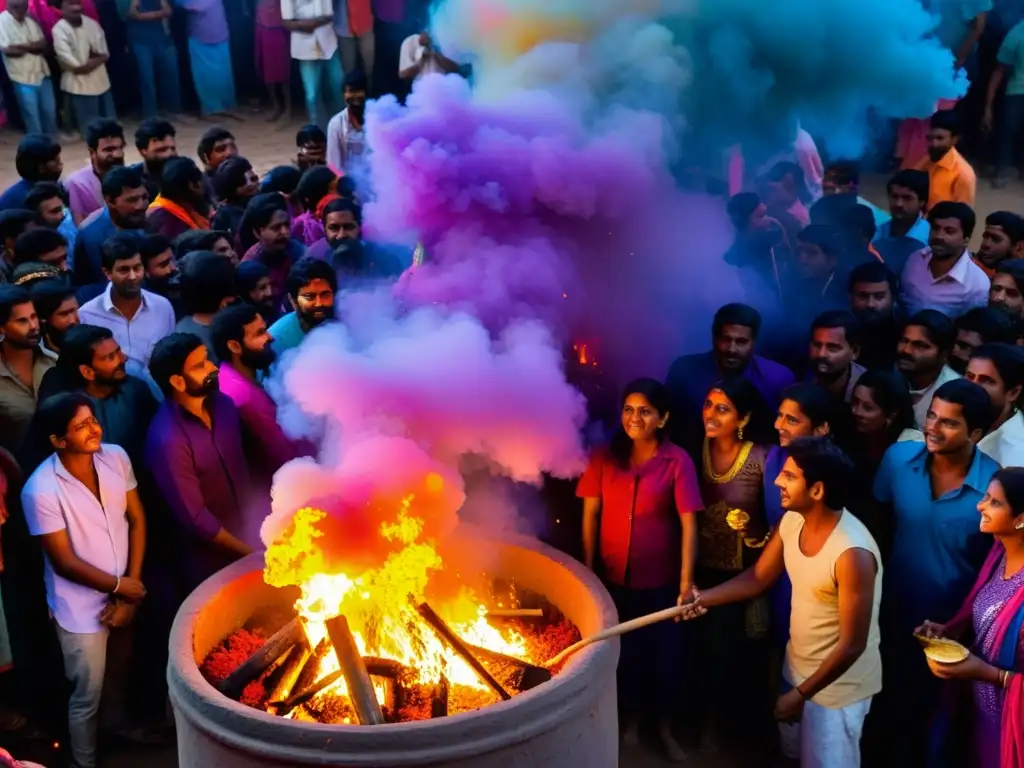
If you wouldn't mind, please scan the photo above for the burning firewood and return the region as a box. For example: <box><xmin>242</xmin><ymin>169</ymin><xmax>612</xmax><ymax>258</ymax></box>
<box><xmin>464</xmin><ymin>642</ymin><xmax>552</xmax><ymax>692</ymax></box>
<box><xmin>266</xmin><ymin>642</ymin><xmax>312</xmax><ymax>715</ymax></box>
<box><xmin>325</xmin><ymin>615</ymin><xmax>385</xmax><ymax>725</ymax></box>
<box><xmin>217</xmin><ymin>617</ymin><xmax>306</xmax><ymax>700</ymax></box>
<box><xmin>430</xmin><ymin>673</ymin><xmax>449</xmax><ymax>718</ymax></box>
<box><xmin>416</xmin><ymin>602</ymin><xmax>511</xmax><ymax>701</ymax></box>
<box><xmin>485</xmin><ymin>608</ymin><xmax>544</xmax><ymax>619</ymax></box>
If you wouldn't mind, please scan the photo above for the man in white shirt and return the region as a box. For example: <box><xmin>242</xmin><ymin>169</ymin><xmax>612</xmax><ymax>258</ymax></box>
<box><xmin>21</xmin><ymin>392</ymin><xmax>147</xmax><ymax>768</ymax></box>
<box><xmin>78</xmin><ymin>232</ymin><xmax>175</xmax><ymax>393</ymax></box>
<box><xmin>966</xmin><ymin>343</ymin><xmax>1024</xmax><ymax>467</ymax></box>
<box><xmin>282</xmin><ymin>0</ymin><xmax>341</xmax><ymax>127</ymax></box>
<box><xmin>0</xmin><ymin>0</ymin><xmax>56</xmax><ymax>135</ymax></box>
<box><xmin>900</xmin><ymin>201</ymin><xmax>990</xmax><ymax>318</ymax></box>
<box><xmin>52</xmin><ymin>0</ymin><xmax>114</xmax><ymax>132</ymax></box>
<box><xmin>398</xmin><ymin>30</ymin><xmax>459</xmax><ymax>82</ymax></box>
<box><xmin>897</xmin><ymin>309</ymin><xmax>962</xmax><ymax>429</ymax></box>
<box><xmin>326</xmin><ymin>69</ymin><xmax>366</xmax><ymax>172</ymax></box>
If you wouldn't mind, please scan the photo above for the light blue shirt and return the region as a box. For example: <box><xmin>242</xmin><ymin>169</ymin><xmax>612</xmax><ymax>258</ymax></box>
<box><xmin>58</xmin><ymin>208</ymin><xmax>77</xmax><ymax>265</ymax></box>
<box><xmin>873</xmin><ymin>215</ymin><xmax>931</xmax><ymax>246</ymax></box>
<box><xmin>269</xmin><ymin>311</ymin><xmax>306</xmax><ymax>357</ymax></box>
<box><xmin>873</xmin><ymin>441</ymin><xmax>996</xmax><ymax>632</ymax></box>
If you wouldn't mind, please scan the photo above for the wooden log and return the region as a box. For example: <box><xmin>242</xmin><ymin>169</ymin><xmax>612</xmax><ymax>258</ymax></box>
<box><xmin>266</xmin><ymin>641</ymin><xmax>311</xmax><ymax>715</ymax></box>
<box><xmin>293</xmin><ymin>637</ymin><xmax>330</xmax><ymax>694</ymax></box>
<box><xmin>464</xmin><ymin>642</ymin><xmax>551</xmax><ymax>691</ymax></box>
<box><xmin>275</xmin><ymin>670</ymin><xmax>343</xmax><ymax>711</ymax></box>
<box><xmin>416</xmin><ymin>603</ymin><xmax>511</xmax><ymax>701</ymax></box>
<box><xmin>485</xmin><ymin>608</ymin><xmax>544</xmax><ymax>619</ymax></box>
<box><xmin>218</xmin><ymin>617</ymin><xmax>305</xmax><ymax>700</ymax></box>
<box><xmin>430</xmin><ymin>673</ymin><xmax>449</xmax><ymax>718</ymax></box>
<box><xmin>325</xmin><ymin>615</ymin><xmax>385</xmax><ymax>725</ymax></box>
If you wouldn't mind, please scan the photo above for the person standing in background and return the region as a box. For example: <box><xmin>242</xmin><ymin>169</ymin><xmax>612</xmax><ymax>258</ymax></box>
<box><xmin>0</xmin><ymin>285</ymin><xmax>55</xmax><ymax>456</ymax></box>
<box><xmin>911</xmin><ymin>111</ymin><xmax>977</xmax><ymax>209</ymax></box>
<box><xmin>334</xmin><ymin>0</ymin><xmax>374</xmax><ymax>93</ymax></box>
<box><xmin>51</xmin><ymin>0</ymin><xmax>114</xmax><ymax>131</ymax></box>
<box><xmin>283</xmin><ymin>0</ymin><xmax>342</xmax><ymax>128</ymax></box>
<box><xmin>326</xmin><ymin>70</ymin><xmax>367</xmax><ymax>172</ymax></box>
<box><xmin>116</xmin><ymin>0</ymin><xmax>181</xmax><ymax>121</ymax></box>
<box><xmin>177</xmin><ymin>0</ymin><xmax>239</xmax><ymax>120</ymax></box>
<box><xmin>398</xmin><ymin>29</ymin><xmax>458</xmax><ymax>82</ymax></box>
<box><xmin>64</xmin><ymin>118</ymin><xmax>124</xmax><ymax>226</ymax></box>
<box><xmin>253</xmin><ymin>0</ymin><xmax>291</xmax><ymax>123</ymax></box>
<box><xmin>0</xmin><ymin>0</ymin><xmax>54</xmax><ymax>135</ymax></box>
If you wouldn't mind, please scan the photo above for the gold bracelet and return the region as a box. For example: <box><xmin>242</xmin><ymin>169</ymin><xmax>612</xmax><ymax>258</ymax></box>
<box><xmin>744</xmin><ymin>533</ymin><xmax>770</xmax><ymax>549</ymax></box>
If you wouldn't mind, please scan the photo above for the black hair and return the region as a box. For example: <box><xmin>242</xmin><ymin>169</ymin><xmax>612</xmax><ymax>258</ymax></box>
<box><xmin>35</xmin><ymin>392</ymin><xmax>95</xmax><ymax>442</ymax></box>
<box><xmin>779</xmin><ymin>383</ymin><xmax>836</xmax><ymax>429</ymax></box>
<box><xmin>933</xmin><ymin>378</ymin><xmax>996</xmax><ymax>435</ymax></box>
<box><xmin>726</xmin><ymin>192</ymin><xmax>762</xmax><ymax>227</ymax></box>
<box><xmin>24</xmin><ymin>181</ymin><xmax>67</xmax><ymax>214</ymax></box>
<box><xmin>13</xmin><ymin>228</ymin><xmax>66</xmax><ymax>266</ymax></box>
<box><xmin>236</xmin><ymin>261</ymin><xmax>270</xmax><ymax>295</ymax></box>
<box><xmin>712</xmin><ymin>302</ymin><xmax>761</xmax><ymax>338</ymax></box>
<box><xmin>824</xmin><ymin>162</ymin><xmax>859</xmax><ymax>188</ymax></box>
<box><xmin>797</xmin><ymin>224</ymin><xmax>844</xmax><ymax>258</ymax></box>
<box><xmin>294</xmin><ymin>165</ymin><xmax>338</xmax><ymax>212</ymax></box>
<box><xmin>148</xmin><ymin>332</ymin><xmax>206</xmax><ymax>395</ymax></box>
<box><xmin>321</xmin><ymin>196</ymin><xmax>362</xmax><ymax>225</ymax></box>
<box><xmin>15</xmin><ymin>134</ymin><xmax>60</xmax><ymax>181</ymax></box>
<box><xmin>180</xmin><ymin>251</ymin><xmax>237</xmax><ymax>314</ymax></box>
<box><xmin>0</xmin><ymin>210</ymin><xmax>37</xmax><ymax>244</ymax></box>
<box><xmin>295</xmin><ymin>124</ymin><xmax>326</xmax><ymax>147</ymax></box>
<box><xmin>985</xmin><ymin>211</ymin><xmax>1024</xmax><ymax>245</ymax></box>
<box><xmin>810</xmin><ymin>309</ymin><xmax>862</xmax><ymax>348</ymax></box>
<box><xmin>134</xmin><ymin>118</ymin><xmax>176</xmax><ymax>151</ymax></box>
<box><xmin>991</xmin><ymin>467</ymin><xmax>1024</xmax><ymax>519</ymax></box>
<box><xmin>210</xmin><ymin>302</ymin><xmax>260</xmax><ymax>363</ymax></box>
<box><xmin>101</xmin><ymin>164</ymin><xmax>145</xmax><ymax>200</ymax></box>
<box><xmin>840</xmin><ymin>204</ymin><xmax>877</xmax><ymax>242</ymax></box>
<box><xmin>212</xmin><ymin>156</ymin><xmax>253</xmax><ymax>203</ymax></box>
<box><xmin>848</xmin><ymin>260</ymin><xmax>898</xmax><ymax>295</ymax></box>
<box><xmin>995</xmin><ymin>259</ymin><xmax>1024</xmax><ymax>294</ymax></box>
<box><xmin>173</xmin><ymin>229</ymin><xmax>228</xmax><ymax>259</ymax></box>
<box><xmin>955</xmin><ymin>307</ymin><xmax>1014</xmax><ymax>345</ymax></box>
<box><xmin>706</xmin><ymin>376</ymin><xmax>774</xmax><ymax>444</ymax></box>
<box><xmin>29</xmin><ymin>279</ymin><xmax>76</xmax><ymax>322</ymax></box>
<box><xmin>286</xmin><ymin>256</ymin><xmax>337</xmax><ymax>300</ymax></box>
<box><xmin>969</xmin><ymin>342</ymin><xmax>1024</xmax><ymax>392</ymax></box>
<box><xmin>159</xmin><ymin>156</ymin><xmax>203</xmax><ymax>202</ymax></box>
<box><xmin>44</xmin><ymin>324</ymin><xmax>115</xmax><ymax>394</ymax></box>
<box><xmin>84</xmin><ymin>118</ymin><xmax>124</xmax><ymax>151</ymax></box>
<box><xmin>930</xmin><ymin>109</ymin><xmax>960</xmax><ymax>136</ymax></box>
<box><xmin>765</xmin><ymin>161</ymin><xmax>810</xmax><ymax>203</ymax></box>
<box><xmin>100</xmin><ymin>231</ymin><xmax>142</xmax><ymax>272</ymax></box>
<box><xmin>197</xmin><ymin>127</ymin><xmax>234</xmax><ymax>164</ymax></box>
<box><xmin>852</xmin><ymin>369</ymin><xmax>915</xmax><ymax>439</ymax></box>
<box><xmin>0</xmin><ymin>284</ymin><xmax>32</xmax><ymax>325</ymax></box>
<box><xmin>786</xmin><ymin>436</ymin><xmax>856</xmax><ymax>509</ymax></box>
<box><xmin>139</xmin><ymin>233</ymin><xmax>172</xmax><ymax>266</ymax></box>
<box><xmin>260</xmin><ymin>165</ymin><xmax>302</xmax><ymax>196</ymax></box>
<box><xmin>608</xmin><ymin>377</ymin><xmax>671</xmax><ymax>469</ymax></box>
<box><xmin>246</xmin><ymin>193</ymin><xmax>289</xmax><ymax>235</ymax></box>
<box><xmin>928</xmin><ymin>201</ymin><xmax>976</xmax><ymax>238</ymax></box>
<box><xmin>904</xmin><ymin>309</ymin><xmax>955</xmax><ymax>353</ymax></box>
<box><xmin>344</xmin><ymin>69</ymin><xmax>367</xmax><ymax>91</ymax></box>
<box><xmin>886</xmin><ymin>169</ymin><xmax>929</xmax><ymax>203</ymax></box>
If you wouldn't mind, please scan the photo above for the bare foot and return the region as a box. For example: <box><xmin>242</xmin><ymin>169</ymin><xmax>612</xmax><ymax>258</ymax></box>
<box><xmin>658</xmin><ymin>719</ymin><xmax>687</xmax><ymax>763</ymax></box>
<box><xmin>621</xmin><ymin>716</ymin><xmax>640</xmax><ymax>746</ymax></box>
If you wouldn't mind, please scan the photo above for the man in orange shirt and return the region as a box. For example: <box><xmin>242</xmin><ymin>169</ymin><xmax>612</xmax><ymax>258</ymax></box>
<box><xmin>912</xmin><ymin>110</ymin><xmax>977</xmax><ymax>210</ymax></box>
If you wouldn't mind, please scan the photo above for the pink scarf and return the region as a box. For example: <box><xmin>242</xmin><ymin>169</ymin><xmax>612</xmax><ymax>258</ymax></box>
<box><xmin>946</xmin><ymin>542</ymin><xmax>1024</xmax><ymax>768</ymax></box>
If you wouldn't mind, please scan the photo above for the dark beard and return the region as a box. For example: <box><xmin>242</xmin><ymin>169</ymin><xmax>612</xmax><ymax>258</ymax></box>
<box><xmin>240</xmin><ymin>345</ymin><xmax>276</xmax><ymax>372</ymax></box>
<box><xmin>184</xmin><ymin>372</ymin><xmax>219</xmax><ymax>397</ymax></box>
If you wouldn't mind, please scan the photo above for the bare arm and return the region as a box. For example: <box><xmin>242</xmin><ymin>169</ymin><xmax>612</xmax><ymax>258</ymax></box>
<box><xmin>699</xmin><ymin>529</ymin><xmax>785</xmax><ymax>606</ymax></box>
<box><xmin>680</xmin><ymin>511</ymin><xmax>696</xmax><ymax>592</ymax></box>
<box><xmin>983</xmin><ymin>65</ymin><xmax>1006</xmax><ymax>132</ymax></box>
<box><xmin>581</xmin><ymin>497</ymin><xmax>601</xmax><ymax>570</ymax></box>
<box><xmin>123</xmin><ymin>488</ymin><xmax>147</xmax><ymax>581</ymax></box>
<box><xmin>955</xmin><ymin>12</ymin><xmax>987</xmax><ymax>70</ymax></box>
<box><xmin>211</xmin><ymin>526</ymin><xmax>253</xmax><ymax>557</ymax></box>
<box><xmin>282</xmin><ymin>16</ymin><xmax>330</xmax><ymax>32</ymax></box>
<box><xmin>41</xmin><ymin>529</ymin><xmax>121</xmax><ymax>594</ymax></box>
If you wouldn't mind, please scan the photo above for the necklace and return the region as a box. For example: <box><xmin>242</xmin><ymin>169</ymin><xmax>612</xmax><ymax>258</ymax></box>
<box><xmin>702</xmin><ymin>438</ymin><xmax>752</xmax><ymax>484</ymax></box>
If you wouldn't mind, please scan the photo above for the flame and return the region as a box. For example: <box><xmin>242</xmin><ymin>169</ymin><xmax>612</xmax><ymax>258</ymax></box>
<box><xmin>264</xmin><ymin>491</ymin><xmax>529</xmax><ymax>701</ymax></box>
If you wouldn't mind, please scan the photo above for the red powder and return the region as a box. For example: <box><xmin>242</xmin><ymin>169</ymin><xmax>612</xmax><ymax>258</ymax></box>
<box><xmin>199</xmin><ymin>629</ymin><xmax>266</xmax><ymax>687</ymax></box>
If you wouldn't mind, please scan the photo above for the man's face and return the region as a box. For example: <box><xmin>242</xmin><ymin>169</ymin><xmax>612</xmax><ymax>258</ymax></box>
<box><xmin>145</xmin><ymin>248</ymin><xmax>176</xmax><ymax>282</ymax></box>
<box><xmin>990</xmin><ymin>274</ymin><xmax>1024</xmax><ymax>318</ymax></box>
<box><xmin>61</xmin><ymin>0</ymin><xmax>83</xmax><ymax>23</ymax></box>
<box><xmin>929</xmin><ymin>216</ymin><xmax>968</xmax><ymax>261</ymax></box>
<box><xmin>1</xmin><ymin>300</ymin><xmax>39</xmax><ymax>348</ymax></box>
<box><xmin>258</xmin><ymin>210</ymin><xmax>292</xmax><ymax>253</ymax></box>
<box><xmin>47</xmin><ymin>296</ymin><xmax>79</xmax><ymax>344</ymax></box>
<box><xmin>950</xmin><ymin>329</ymin><xmax>985</xmax><ymax>375</ymax></box>
<box><xmin>298</xmin><ymin>141</ymin><xmax>326</xmax><ymax>170</ymax></box>
<box><xmin>238</xmin><ymin>315</ymin><xmax>277</xmax><ymax>371</ymax></box>
<box><xmin>344</xmin><ymin>87</ymin><xmax>366</xmax><ymax>114</ymax></box>
<box><xmin>211</xmin><ymin>236</ymin><xmax>238</xmax><ymax>266</ymax></box>
<box><xmin>924</xmin><ymin>396</ymin><xmax>976</xmax><ymax>454</ymax></box>
<box><xmin>141</xmin><ymin>136</ymin><xmax>177</xmax><ymax>167</ymax></box>
<box><xmin>38</xmin><ymin>152</ymin><xmax>63</xmax><ymax>182</ymax></box>
<box><xmin>774</xmin><ymin>456</ymin><xmax>814</xmax><ymax>512</ymax></box>
<box><xmin>104</xmin><ymin>254</ymin><xmax>145</xmax><ymax>300</ymax></box>
<box><xmin>887</xmin><ymin>184</ymin><xmax>924</xmax><ymax>222</ymax></box>
<box><xmin>295</xmin><ymin>278</ymin><xmax>335</xmax><ymax>327</ymax></box>
<box><xmin>8</xmin><ymin>0</ymin><xmax>27</xmax><ymax>21</ymax></box>
<box><xmin>248</xmin><ymin>276</ymin><xmax>274</xmax><ymax>311</ymax></box>
<box><xmin>897</xmin><ymin>324</ymin><xmax>944</xmax><ymax>377</ymax></box>
<box><xmin>84</xmin><ymin>337</ymin><xmax>127</xmax><ymax>386</ymax></box>
<box><xmin>91</xmin><ymin>137</ymin><xmax>125</xmax><ymax>174</ymax></box>
<box><xmin>58</xmin><ymin>405</ymin><xmax>103</xmax><ymax>455</ymax></box>
<box><xmin>809</xmin><ymin>326</ymin><xmax>857</xmax><ymax>382</ymax></box>
<box><xmin>712</xmin><ymin>323</ymin><xmax>754</xmax><ymax>372</ymax></box>
<box><xmin>926</xmin><ymin>127</ymin><xmax>955</xmax><ymax>163</ymax></box>
<box><xmin>850</xmin><ymin>280</ymin><xmax>894</xmax><ymax>322</ymax></box>
<box><xmin>765</xmin><ymin>173</ymin><xmax>797</xmax><ymax>208</ymax></box>
<box><xmin>205</xmin><ymin>137</ymin><xmax>237</xmax><ymax>170</ymax></box>
<box><xmin>37</xmin><ymin>195</ymin><xmax>65</xmax><ymax>228</ymax></box>
<box><xmin>38</xmin><ymin>244</ymin><xmax>68</xmax><ymax>273</ymax></box>
<box><xmin>175</xmin><ymin>345</ymin><xmax>219</xmax><ymax>397</ymax></box>
<box><xmin>978</xmin><ymin>225</ymin><xmax>1017</xmax><ymax>270</ymax></box>
<box><xmin>324</xmin><ymin>210</ymin><xmax>361</xmax><ymax>245</ymax></box>
<box><xmin>965</xmin><ymin>356</ymin><xmax>1019</xmax><ymax>416</ymax></box>
<box><xmin>109</xmin><ymin>185</ymin><xmax>149</xmax><ymax>229</ymax></box>
<box><xmin>796</xmin><ymin>241</ymin><xmax>835</xmax><ymax>280</ymax></box>
<box><xmin>822</xmin><ymin>172</ymin><xmax>853</xmax><ymax>196</ymax></box>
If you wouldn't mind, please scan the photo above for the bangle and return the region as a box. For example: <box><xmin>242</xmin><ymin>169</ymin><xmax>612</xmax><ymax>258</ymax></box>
<box><xmin>112</xmin><ymin>576</ymin><xmax>121</xmax><ymax>595</ymax></box>
<box><xmin>744</xmin><ymin>533</ymin><xmax>770</xmax><ymax>549</ymax></box>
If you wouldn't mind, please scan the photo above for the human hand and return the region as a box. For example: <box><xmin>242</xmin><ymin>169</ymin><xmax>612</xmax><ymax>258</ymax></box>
<box><xmin>926</xmin><ymin>652</ymin><xmax>990</xmax><ymax>682</ymax></box>
<box><xmin>99</xmin><ymin>600</ymin><xmax>137</xmax><ymax>628</ymax></box>
<box><xmin>981</xmin><ymin>109</ymin><xmax>994</xmax><ymax>135</ymax></box>
<box><xmin>676</xmin><ymin>586</ymin><xmax>706</xmax><ymax>621</ymax></box>
<box><xmin>914</xmin><ymin>620</ymin><xmax>946</xmax><ymax>639</ymax></box>
<box><xmin>773</xmin><ymin>688</ymin><xmax>805</xmax><ymax>723</ymax></box>
<box><xmin>113</xmin><ymin>576</ymin><xmax>146</xmax><ymax>603</ymax></box>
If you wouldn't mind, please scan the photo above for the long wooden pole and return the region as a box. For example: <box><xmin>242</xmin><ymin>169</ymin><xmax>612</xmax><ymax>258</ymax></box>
<box><xmin>543</xmin><ymin>603</ymin><xmax>689</xmax><ymax>669</ymax></box>
<box><xmin>325</xmin><ymin>615</ymin><xmax>385</xmax><ymax>725</ymax></box>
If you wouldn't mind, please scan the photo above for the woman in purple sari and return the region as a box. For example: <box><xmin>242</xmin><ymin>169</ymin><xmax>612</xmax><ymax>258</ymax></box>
<box><xmin>918</xmin><ymin>467</ymin><xmax>1024</xmax><ymax>768</ymax></box>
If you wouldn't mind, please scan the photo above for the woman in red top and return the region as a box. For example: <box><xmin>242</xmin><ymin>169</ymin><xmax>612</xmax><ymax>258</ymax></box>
<box><xmin>577</xmin><ymin>377</ymin><xmax>701</xmax><ymax>762</ymax></box>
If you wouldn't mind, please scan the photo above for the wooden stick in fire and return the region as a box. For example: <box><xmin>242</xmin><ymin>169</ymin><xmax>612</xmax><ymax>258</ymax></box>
<box><xmin>417</xmin><ymin>602</ymin><xmax>511</xmax><ymax>701</ymax></box>
<box><xmin>325</xmin><ymin>615</ymin><xmax>385</xmax><ymax>725</ymax></box>
<box><xmin>485</xmin><ymin>608</ymin><xmax>544</xmax><ymax>619</ymax></box>
<box><xmin>218</xmin><ymin>617</ymin><xmax>306</xmax><ymax>700</ymax></box>
<box><xmin>266</xmin><ymin>641</ymin><xmax>312</xmax><ymax>715</ymax></box>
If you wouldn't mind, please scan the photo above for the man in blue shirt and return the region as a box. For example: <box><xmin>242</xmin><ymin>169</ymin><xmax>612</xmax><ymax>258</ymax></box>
<box><xmin>873</xmin><ymin>169</ymin><xmax>931</xmax><ymax>275</ymax></box>
<box><xmin>869</xmin><ymin>378</ymin><xmax>998</xmax><ymax>765</ymax></box>
<box><xmin>116</xmin><ymin>0</ymin><xmax>181</xmax><ymax>120</ymax></box>
<box><xmin>0</xmin><ymin>133</ymin><xmax>63</xmax><ymax>210</ymax></box>
<box><xmin>73</xmin><ymin>165</ymin><xmax>148</xmax><ymax>290</ymax></box>
<box><xmin>268</xmin><ymin>256</ymin><xmax>336</xmax><ymax>358</ymax></box>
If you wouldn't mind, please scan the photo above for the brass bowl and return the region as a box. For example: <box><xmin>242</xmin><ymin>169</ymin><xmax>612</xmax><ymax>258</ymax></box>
<box><xmin>914</xmin><ymin>634</ymin><xmax>969</xmax><ymax>664</ymax></box>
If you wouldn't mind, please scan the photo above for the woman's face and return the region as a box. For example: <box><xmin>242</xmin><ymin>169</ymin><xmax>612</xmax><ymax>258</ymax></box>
<box><xmin>775</xmin><ymin>398</ymin><xmax>821</xmax><ymax>447</ymax></box>
<box><xmin>237</xmin><ymin>169</ymin><xmax>260</xmax><ymax>200</ymax></box>
<box><xmin>703</xmin><ymin>388</ymin><xmax>746</xmax><ymax>441</ymax></box>
<box><xmin>621</xmin><ymin>393</ymin><xmax>666</xmax><ymax>442</ymax></box>
<box><xmin>850</xmin><ymin>385</ymin><xmax>890</xmax><ymax>436</ymax></box>
<box><xmin>978</xmin><ymin>479</ymin><xmax>1022</xmax><ymax>535</ymax></box>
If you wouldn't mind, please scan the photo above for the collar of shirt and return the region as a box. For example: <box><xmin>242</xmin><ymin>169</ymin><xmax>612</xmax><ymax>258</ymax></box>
<box><xmin>935</xmin><ymin>147</ymin><xmax>962</xmax><ymax>172</ymax></box>
<box><xmin>920</xmin><ymin>247</ymin><xmax>973</xmax><ymax>285</ymax></box>
<box><xmin>101</xmin><ymin>282</ymin><xmax>151</xmax><ymax>316</ymax></box>
<box><xmin>0</xmin><ymin>344</ymin><xmax>54</xmax><ymax>386</ymax></box>
<box><xmin>903</xmin><ymin>441</ymin><xmax>991</xmax><ymax>496</ymax></box>
<box><xmin>979</xmin><ymin>411</ymin><xmax>1024</xmax><ymax>466</ymax></box>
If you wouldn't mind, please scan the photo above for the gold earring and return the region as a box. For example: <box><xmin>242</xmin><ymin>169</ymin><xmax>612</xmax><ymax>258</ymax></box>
<box><xmin>1016</xmin><ymin>521</ymin><xmax>1024</xmax><ymax>531</ymax></box>
<box><xmin>738</xmin><ymin>425</ymin><xmax>744</xmax><ymax>441</ymax></box>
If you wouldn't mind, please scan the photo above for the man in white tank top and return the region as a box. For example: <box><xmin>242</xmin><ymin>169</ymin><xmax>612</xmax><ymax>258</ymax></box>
<box><xmin>683</xmin><ymin>436</ymin><xmax>882</xmax><ymax>767</ymax></box>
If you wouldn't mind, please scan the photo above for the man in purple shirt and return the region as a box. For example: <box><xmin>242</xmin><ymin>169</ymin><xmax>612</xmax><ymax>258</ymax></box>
<box><xmin>63</xmin><ymin>118</ymin><xmax>124</xmax><ymax>225</ymax></box>
<box><xmin>144</xmin><ymin>332</ymin><xmax>255</xmax><ymax>591</ymax></box>
<box><xmin>176</xmin><ymin>0</ymin><xmax>237</xmax><ymax>119</ymax></box>
<box><xmin>665</xmin><ymin>302</ymin><xmax>796</xmax><ymax>458</ymax></box>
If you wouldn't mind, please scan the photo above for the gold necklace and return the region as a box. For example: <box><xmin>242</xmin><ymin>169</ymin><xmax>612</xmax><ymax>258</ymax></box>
<box><xmin>702</xmin><ymin>438</ymin><xmax>752</xmax><ymax>484</ymax></box>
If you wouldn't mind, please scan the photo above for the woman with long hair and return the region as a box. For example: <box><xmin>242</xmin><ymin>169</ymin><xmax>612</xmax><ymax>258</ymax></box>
<box><xmin>210</xmin><ymin>157</ymin><xmax>260</xmax><ymax>239</ymax></box>
<box><xmin>849</xmin><ymin>370</ymin><xmax>920</xmax><ymax>480</ymax></box>
<box><xmin>577</xmin><ymin>377</ymin><xmax>701</xmax><ymax>761</ymax></box>
<box><xmin>919</xmin><ymin>467</ymin><xmax>1024</xmax><ymax>768</ymax></box>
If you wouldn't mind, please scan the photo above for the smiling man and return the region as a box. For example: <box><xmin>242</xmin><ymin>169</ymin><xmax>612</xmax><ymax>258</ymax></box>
<box><xmin>268</xmin><ymin>256</ymin><xmax>336</xmax><ymax>356</ymax></box>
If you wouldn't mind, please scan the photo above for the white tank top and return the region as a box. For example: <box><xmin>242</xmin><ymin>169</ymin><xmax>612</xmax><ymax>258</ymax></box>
<box><xmin>780</xmin><ymin>508</ymin><xmax>883</xmax><ymax>709</ymax></box>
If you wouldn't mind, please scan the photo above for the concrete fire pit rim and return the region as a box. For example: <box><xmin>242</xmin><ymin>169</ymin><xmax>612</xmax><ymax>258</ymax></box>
<box><xmin>168</xmin><ymin>529</ymin><xmax>620</xmax><ymax>765</ymax></box>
